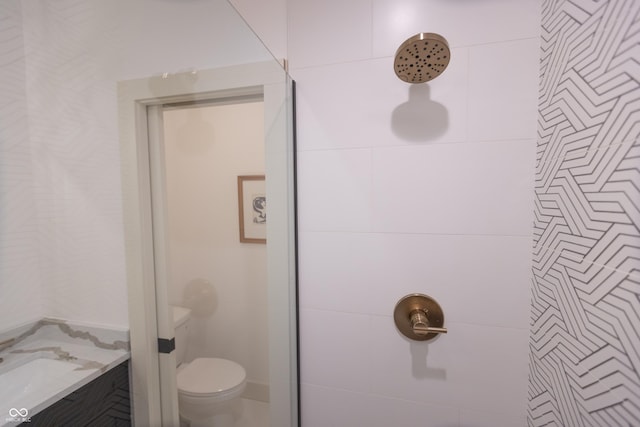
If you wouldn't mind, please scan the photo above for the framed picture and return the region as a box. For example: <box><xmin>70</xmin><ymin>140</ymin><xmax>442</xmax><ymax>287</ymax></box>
<box><xmin>237</xmin><ymin>175</ymin><xmax>267</xmax><ymax>243</ymax></box>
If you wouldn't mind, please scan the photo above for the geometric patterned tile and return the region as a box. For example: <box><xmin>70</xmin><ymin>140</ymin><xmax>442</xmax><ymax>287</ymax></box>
<box><xmin>529</xmin><ymin>0</ymin><xmax>640</xmax><ymax>425</ymax></box>
<box><xmin>0</xmin><ymin>0</ymin><xmax>44</xmax><ymax>326</ymax></box>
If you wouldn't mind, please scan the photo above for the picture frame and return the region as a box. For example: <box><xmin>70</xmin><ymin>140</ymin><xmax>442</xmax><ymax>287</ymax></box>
<box><xmin>237</xmin><ymin>175</ymin><xmax>267</xmax><ymax>244</ymax></box>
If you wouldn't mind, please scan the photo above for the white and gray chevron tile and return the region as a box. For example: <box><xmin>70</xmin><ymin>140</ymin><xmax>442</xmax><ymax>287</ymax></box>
<box><xmin>529</xmin><ymin>0</ymin><xmax>640</xmax><ymax>425</ymax></box>
<box><xmin>20</xmin><ymin>0</ymin><xmax>127</xmax><ymax>322</ymax></box>
<box><xmin>0</xmin><ymin>0</ymin><xmax>43</xmax><ymax>327</ymax></box>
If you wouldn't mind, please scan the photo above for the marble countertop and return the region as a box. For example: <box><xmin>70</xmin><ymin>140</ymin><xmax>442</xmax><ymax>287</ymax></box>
<box><xmin>0</xmin><ymin>319</ymin><xmax>130</xmax><ymax>425</ymax></box>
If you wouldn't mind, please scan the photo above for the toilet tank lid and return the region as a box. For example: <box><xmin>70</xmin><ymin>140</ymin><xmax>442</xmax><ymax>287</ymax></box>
<box><xmin>172</xmin><ymin>305</ymin><xmax>191</xmax><ymax>327</ymax></box>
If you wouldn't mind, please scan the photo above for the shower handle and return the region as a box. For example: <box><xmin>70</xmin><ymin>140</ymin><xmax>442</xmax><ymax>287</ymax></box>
<box><xmin>394</xmin><ymin>294</ymin><xmax>447</xmax><ymax>341</ymax></box>
<box><xmin>409</xmin><ymin>309</ymin><xmax>447</xmax><ymax>336</ymax></box>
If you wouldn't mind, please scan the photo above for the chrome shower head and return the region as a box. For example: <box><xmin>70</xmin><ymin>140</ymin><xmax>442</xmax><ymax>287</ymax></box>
<box><xmin>394</xmin><ymin>33</ymin><xmax>450</xmax><ymax>84</ymax></box>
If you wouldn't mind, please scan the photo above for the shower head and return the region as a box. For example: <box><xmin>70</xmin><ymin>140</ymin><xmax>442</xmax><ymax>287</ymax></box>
<box><xmin>394</xmin><ymin>33</ymin><xmax>450</xmax><ymax>84</ymax></box>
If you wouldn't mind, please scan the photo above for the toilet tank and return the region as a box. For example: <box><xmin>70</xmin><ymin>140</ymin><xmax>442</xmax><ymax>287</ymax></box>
<box><xmin>171</xmin><ymin>305</ymin><xmax>191</xmax><ymax>366</ymax></box>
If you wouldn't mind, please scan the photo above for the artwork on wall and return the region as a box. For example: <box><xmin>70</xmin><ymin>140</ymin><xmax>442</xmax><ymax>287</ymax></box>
<box><xmin>237</xmin><ymin>175</ymin><xmax>266</xmax><ymax>244</ymax></box>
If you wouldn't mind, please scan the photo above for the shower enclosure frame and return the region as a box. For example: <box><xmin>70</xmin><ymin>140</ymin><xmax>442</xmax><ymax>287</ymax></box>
<box><xmin>117</xmin><ymin>62</ymin><xmax>298</xmax><ymax>426</ymax></box>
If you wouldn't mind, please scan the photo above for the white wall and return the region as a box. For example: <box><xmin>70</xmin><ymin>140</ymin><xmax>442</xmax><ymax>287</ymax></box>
<box><xmin>21</xmin><ymin>0</ymin><xmax>128</xmax><ymax>328</ymax></box>
<box><xmin>0</xmin><ymin>1</ymin><xmax>44</xmax><ymax>328</ymax></box>
<box><xmin>163</xmin><ymin>102</ymin><xmax>270</xmax><ymax>391</ymax></box>
<box><xmin>287</xmin><ymin>0</ymin><xmax>540</xmax><ymax>425</ymax></box>
<box><xmin>228</xmin><ymin>0</ymin><xmax>287</xmax><ymax>62</ymax></box>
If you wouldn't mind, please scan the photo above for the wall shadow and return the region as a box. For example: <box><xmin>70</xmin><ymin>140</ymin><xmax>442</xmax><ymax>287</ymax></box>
<box><xmin>409</xmin><ymin>340</ymin><xmax>447</xmax><ymax>380</ymax></box>
<box><xmin>391</xmin><ymin>84</ymin><xmax>449</xmax><ymax>143</ymax></box>
<box><xmin>183</xmin><ymin>278</ymin><xmax>218</xmax><ymax>318</ymax></box>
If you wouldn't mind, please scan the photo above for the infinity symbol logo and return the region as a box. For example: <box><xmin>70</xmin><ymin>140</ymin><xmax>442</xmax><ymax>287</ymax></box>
<box><xmin>9</xmin><ymin>408</ymin><xmax>28</xmax><ymax>417</ymax></box>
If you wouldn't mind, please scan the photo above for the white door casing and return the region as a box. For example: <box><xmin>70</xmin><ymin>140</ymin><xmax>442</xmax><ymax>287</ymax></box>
<box><xmin>118</xmin><ymin>62</ymin><xmax>297</xmax><ymax>426</ymax></box>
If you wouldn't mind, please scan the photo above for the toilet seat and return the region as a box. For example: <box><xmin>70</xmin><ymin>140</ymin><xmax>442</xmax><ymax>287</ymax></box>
<box><xmin>177</xmin><ymin>358</ymin><xmax>246</xmax><ymax>398</ymax></box>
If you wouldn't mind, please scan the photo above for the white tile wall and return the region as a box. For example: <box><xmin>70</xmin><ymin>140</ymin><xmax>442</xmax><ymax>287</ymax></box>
<box><xmin>367</xmin><ymin>316</ymin><xmax>528</xmax><ymax>417</ymax></box>
<box><xmin>302</xmin><ymin>383</ymin><xmax>459</xmax><ymax>427</ymax></box>
<box><xmin>289</xmin><ymin>0</ymin><xmax>540</xmax><ymax>424</ymax></box>
<box><xmin>228</xmin><ymin>0</ymin><xmax>287</xmax><ymax>61</ymax></box>
<box><xmin>287</xmin><ymin>0</ymin><xmax>372</xmax><ymax>68</ymax></box>
<box><xmin>372</xmin><ymin>142</ymin><xmax>535</xmax><ymax>236</ymax></box>
<box><xmin>468</xmin><ymin>39</ymin><xmax>540</xmax><ymax>142</ymax></box>
<box><xmin>299</xmin><ymin>232</ymin><xmax>532</xmax><ymax>329</ymax></box>
<box><xmin>300</xmin><ymin>309</ymin><xmax>529</xmax><ymax>424</ymax></box>
<box><xmin>300</xmin><ymin>309</ymin><xmax>373</xmax><ymax>393</ymax></box>
<box><xmin>529</xmin><ymin>0</ymin><xmax>640</xmax><ymax>423</ymax></box>
<box><xmin>371</xmin><ymin>0</ymin><xmax>541</xmax><ymax>56</ymax></box>
<box><xmin>117</xmin><ymin>0</ymin><xmax>273</xmax><ymax>80</ymax></box>
<box><xmin>21</xmin><ymin>0</ymin><xmax>129</xmax><ymax>327</ymax></box>
<box><xmin>296</xmin><ymin>149</ymin><xmax>373</xmax><ymax>232</ymax></box>
<box><xmin>460</xmin><ymin>409</ymin><xmax>526</xmax><ymax>427</ymax></box>
<box><xmin>0</xmin><ymin>0</ymin><xmax>44</xmax><ymax>329</ymax></box>
<box><xmin>293</xmin><ymin>51</ymin><xmax>469</xmax><ymax>150</ymax></box>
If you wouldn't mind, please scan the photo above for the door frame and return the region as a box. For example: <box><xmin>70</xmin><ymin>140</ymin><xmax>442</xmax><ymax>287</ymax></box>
<box><xmin>117</xmin><ymin>61</ymin><xmax>298</xmax><ymax>426</ymax></box>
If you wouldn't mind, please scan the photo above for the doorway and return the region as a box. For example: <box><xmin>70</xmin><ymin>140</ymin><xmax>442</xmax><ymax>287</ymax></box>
<box><xmin>159</xmin><ymin>98</ymin><xmax>270</xmax><ymax>425</ymax></box>
<box><xmin>117</xmin><ymin>63</ymin><xmax>298</xmax><ymax>427</ymax></box>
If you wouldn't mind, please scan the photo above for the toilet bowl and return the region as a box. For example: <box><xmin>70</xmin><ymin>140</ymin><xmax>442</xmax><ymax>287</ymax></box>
<box><xmin>173</xmin><ymin>306</ymin><xmax>247</xmax><ymax>427</ymax></box>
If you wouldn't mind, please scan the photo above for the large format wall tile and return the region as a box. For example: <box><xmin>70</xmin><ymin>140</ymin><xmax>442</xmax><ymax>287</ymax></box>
<box><xmin>300</xmin><ymin>309</ymin><xmax>529</xmax><ymax>422</ymax></box>
<box><xmin>367</xmin><ymin>315</ymin><xmax>528</xmax><ymax>418</ymax></box>
<box><xmin>529</xmin><ymin>0</ymin><xmax>640</xmax><ymax>425</ymax></box>
<box><xmin>290</xmin><ymin>0</ymin><xmax>540</xmax><ymax>422</ymax></box>
<box><xmin>287</xmin><ymin>0</ymin><xmax>372</xmax><ymax>68</ymax></box>
<box><xmin>372</xmin><ymin>0</ymin><xmax>541</xmax><ymax>57</ymax></box>
<box><xmin>372</xmin><ymin>141</ymin><xmax>535</xmax><ymax>236</ymax></box>
<box><xmin>292</xmin><ymin>53</ymin><xmax>469</xmax><ymax>150</ymax></box>
<box><xmin>468</xmin><ymin>39</ymin><xmax>540</xmax><ymax>142</ymax></box>
<box><xmin>301</xmin><ymin>383</ymin><xmax>459</xmax><ymax>427</ymax></box>
<box><xmin>298</xmin><ymin>231</ymin><xmax>532</xmax><ymax>329</ymax></box>
<box><xmin>296</xmin><ymin>149</ymin><xmax>373</xmax><ymax>232</ymax></box>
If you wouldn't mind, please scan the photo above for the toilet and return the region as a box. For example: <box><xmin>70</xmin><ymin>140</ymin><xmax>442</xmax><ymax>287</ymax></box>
<box><xmin>172</xmin><ymin>305</ymin><xmax>247</xmax><ymax>427</ymax></box>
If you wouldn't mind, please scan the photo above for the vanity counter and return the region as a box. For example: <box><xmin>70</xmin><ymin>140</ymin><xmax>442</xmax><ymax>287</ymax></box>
<box><xmin>0</xmin><ymin>319</ymin><xmax>129</xmax><ymax>426</ymax></box>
